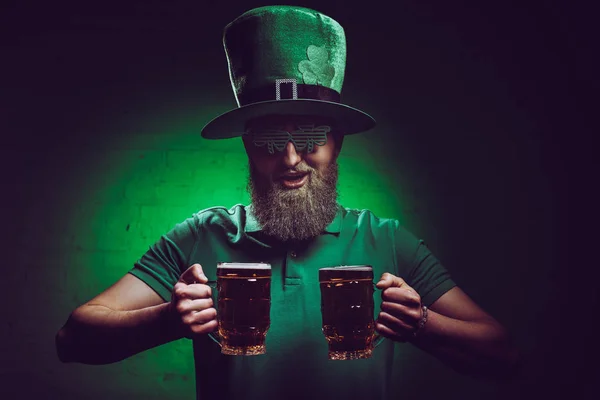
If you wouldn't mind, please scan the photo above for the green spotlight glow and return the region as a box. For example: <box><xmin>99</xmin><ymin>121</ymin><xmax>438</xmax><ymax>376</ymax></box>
<box><xmin>53</xmin><ymin>100</ymin><xmax>415</xmax><ymax>398</ymax></box>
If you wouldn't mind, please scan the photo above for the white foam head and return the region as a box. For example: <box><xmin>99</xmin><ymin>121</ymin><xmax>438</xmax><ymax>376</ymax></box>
<box><xmin>217</xmin><ymin>262</ymin><xmax>271</xmax><ymax>269</ymax></box>
<box><xmin>319</xmin><ymin>265</ymin><xmax>372</xmax><ymax>271</ymax></box>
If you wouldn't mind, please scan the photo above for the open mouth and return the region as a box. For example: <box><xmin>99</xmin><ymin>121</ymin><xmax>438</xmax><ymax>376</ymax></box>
<box><xmin>279</xmin><ymin>172</ymin><xmax>309</xmax><ymax>189</ymax></box>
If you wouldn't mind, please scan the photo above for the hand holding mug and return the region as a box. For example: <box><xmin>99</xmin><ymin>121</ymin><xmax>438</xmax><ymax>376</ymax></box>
<box><xmin>170</xmin><ymin>264</ymin><xmax>218</xmax><ymax>338</ymax></box>
<box><xmin>375</xmin><ymin>273</ymin><xmax>423</xmax><ymax>342</ymax></box>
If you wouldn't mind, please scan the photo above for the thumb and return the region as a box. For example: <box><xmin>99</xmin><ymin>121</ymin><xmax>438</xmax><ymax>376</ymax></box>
<box><xmin>375</xmin><ymin>272</ymin><xmax>406</xmax><ymax>290</ymax></box>
<box><xmin>179</xmin><ymin>263</ymin><xmax>208</xmax><ymax>285</ymax></box>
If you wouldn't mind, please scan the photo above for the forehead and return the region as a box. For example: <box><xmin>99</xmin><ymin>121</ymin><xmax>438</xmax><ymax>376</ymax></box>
<box><xmin>245</xmin><ymin>114</ymin><xmax>335</xmax><ymax>129</ymax></box>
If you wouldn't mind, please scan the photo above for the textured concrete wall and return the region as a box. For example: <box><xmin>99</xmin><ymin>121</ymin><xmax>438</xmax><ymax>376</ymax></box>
<box><xmin>2</xmin><ymin>1</ymin><xmax>593</xmax><ymax>399</ymax></box>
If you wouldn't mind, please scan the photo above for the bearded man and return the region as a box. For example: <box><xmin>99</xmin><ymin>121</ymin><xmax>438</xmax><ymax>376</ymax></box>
<box><xmin>56</xmin><ymin>6</ymin><xmax>519</xmax><ymax>400</ymax></box>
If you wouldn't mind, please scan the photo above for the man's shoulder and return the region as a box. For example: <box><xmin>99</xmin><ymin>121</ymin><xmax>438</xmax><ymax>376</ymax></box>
<box><xmin>338</xmin><ymin>207</ymin><xmax>422</xmax><ymax>250</ymax></box>
<box><xmin>167</xmin><ymin>205</ymin><xmax>247</xmax><ymax>235</ymax></box>
<box><xmin>190</xmin><ymin>204</ymin><xmax>247</xmax><ymax>226</ymax></box>
<box><xmin>193</xmin><ymin>204</ymin><xmax>246</xmax><ymax>218</ymax></box>
<box><xmin>339</xmin><ymin>206</ymin><xmax>400</xmax><ymax>230</ymax></box>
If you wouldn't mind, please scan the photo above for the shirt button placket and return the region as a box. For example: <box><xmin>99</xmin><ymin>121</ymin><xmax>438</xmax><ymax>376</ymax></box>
<box><xmin>284</xmin><ymin>249</ymin><xmax>301</xmax><ymax>287</ymax></box>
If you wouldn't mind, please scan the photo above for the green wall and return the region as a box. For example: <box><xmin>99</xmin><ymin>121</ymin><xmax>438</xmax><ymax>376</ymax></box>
<box><xmin>2</xmin><ymin>1</ymin><xmax>592</xmax><ymax>399</ymax></box>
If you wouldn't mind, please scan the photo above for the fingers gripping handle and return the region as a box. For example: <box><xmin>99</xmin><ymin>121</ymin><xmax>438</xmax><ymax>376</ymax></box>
<box><xmin>373</xmin><ymin>283</ymin><xmax>385</xmax><ymax>348</ymax></box>
<box><xmin>207</xmin><ymin>280</ymin><xmax>222</xmax><ymax>347</ymax></box>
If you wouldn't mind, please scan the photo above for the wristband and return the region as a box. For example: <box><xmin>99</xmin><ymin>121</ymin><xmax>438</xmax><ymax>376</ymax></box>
<box><xmin>413</xmin><ymin>305</ymin><xmax>428</xmax><ymax>338</ymax></box>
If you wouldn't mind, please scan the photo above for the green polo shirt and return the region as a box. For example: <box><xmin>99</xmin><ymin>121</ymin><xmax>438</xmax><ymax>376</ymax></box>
<box><xmin>130</xmin><ymin>204</ymin><xmax>456</xmax><ymax>400</ymax></box>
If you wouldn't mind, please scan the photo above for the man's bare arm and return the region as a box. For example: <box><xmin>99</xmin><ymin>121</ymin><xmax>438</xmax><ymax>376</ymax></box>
<box><xmin>376</xmin><ymin>275</ymin><xmax>520</xmax><ymax>379</ymax></box>
<box><xmin>413</xmin><ymin>287</ymin><xmax>520</xmax><ymax>378</ymax></box>
<box><xmin>56</xmin><ymin>265</ymin><xmax>217</xmax><ymax>365</ymax></box>
<box><xmin>56</xmin><ymin>274</ymin><xmax>178</xmax><ymax>364</ymax></box>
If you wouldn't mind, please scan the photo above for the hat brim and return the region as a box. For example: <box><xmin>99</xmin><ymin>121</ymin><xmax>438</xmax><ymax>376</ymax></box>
<box><xmin>200</xmin><ymin>99</ymin><xmax>376</xmax><ymax>139</ymax></box>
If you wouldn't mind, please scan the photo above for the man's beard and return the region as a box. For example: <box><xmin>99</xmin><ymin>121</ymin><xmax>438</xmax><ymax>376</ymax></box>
<box><xmin>248</xmin><ymin>161</ymin><xmax>339</xmax><ymax>242</ymax></box>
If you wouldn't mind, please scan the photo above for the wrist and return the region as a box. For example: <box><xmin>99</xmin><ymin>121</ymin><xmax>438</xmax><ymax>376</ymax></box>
<box><xmin>412</xmin><ymin>305</ymin><xmax>428</xmax><ymax>339</ymax></box>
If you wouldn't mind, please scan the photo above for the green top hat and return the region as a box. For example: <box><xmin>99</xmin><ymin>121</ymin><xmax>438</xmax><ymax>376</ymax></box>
<box><xmin>200</xmin><ymin>5</ymin><xmax>376</xmax><ymax>139</ymax></box>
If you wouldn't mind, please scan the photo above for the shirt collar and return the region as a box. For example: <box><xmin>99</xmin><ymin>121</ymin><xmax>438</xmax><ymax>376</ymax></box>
<box><xmin>244</xmin><ymin>204</ymin><xmax>261</xmax><ymax>233</ymax></box>
<box><xmin>245</xmin><ymin>204</ymin><xmax>342</xmax><ymax>234</ymax></box>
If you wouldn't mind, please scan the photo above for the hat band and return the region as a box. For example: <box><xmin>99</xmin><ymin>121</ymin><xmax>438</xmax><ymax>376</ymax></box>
<box><xmin>238</xmin><ymin>80</ymin><xmax>341</xmax><ymax>106</ymax></box>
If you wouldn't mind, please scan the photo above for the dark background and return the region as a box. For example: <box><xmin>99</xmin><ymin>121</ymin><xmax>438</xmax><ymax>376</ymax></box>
<box><xmin>1</xmin><ymin>0</ymin><xmax>597</xmax><ymax>399</ymax></box>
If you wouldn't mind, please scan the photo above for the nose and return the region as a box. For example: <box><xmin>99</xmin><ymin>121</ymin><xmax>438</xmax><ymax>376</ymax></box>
<box><xmin>281</xmin><ymin>140</ymin><xmax>302</xmax><ymax>168</ymax></box>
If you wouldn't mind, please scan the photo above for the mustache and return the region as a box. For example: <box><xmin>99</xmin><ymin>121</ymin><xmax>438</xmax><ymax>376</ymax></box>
<box><xmin>275</xmin><ymin>163</ymin><xmax>315</xmax><ymax>178</ymax></box>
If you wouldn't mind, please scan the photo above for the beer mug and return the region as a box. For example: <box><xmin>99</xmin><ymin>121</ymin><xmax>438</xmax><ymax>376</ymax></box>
<box><xmin>319</xmin><ymin>265</ymin><xmax>383</xmax><ymax>360</ymax></box>
<box><xmin>214</xmin><ymin>262</ymin><xmax>272</xmax><ymax>355</ymax></box>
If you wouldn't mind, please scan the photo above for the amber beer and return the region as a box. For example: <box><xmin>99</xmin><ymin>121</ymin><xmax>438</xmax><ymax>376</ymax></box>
<box><xmin>319</xmin><ymin>266</ymin><xmax>376</xmax><ymax>360</ymax></box>
<box><xmin>217</xmin><ymin>262</ymin><xmax>271</xmax><ymax>355</ymax></box>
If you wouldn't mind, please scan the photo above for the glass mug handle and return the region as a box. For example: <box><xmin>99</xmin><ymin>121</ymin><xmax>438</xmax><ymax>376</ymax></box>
<box><xmin>372</xmin><ymin>283</ymin><xmax>385</xmax><ymax>348</ymax></box>
<box><xmin>207</xmin><ymin>280</ymin><xmax>222</xmax><ymax>347</ymax></box>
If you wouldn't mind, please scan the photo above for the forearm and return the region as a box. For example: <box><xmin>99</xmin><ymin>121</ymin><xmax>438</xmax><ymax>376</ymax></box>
<box><xmin>412</xmin><ymin>310</ymin><xmax>520</xmax><ymax>378</ymax></box>
<box><xmin>56</xmin><ymin>302</ymin><xmax>183</xmax><ymax>364</ymax></box>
